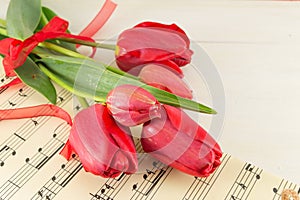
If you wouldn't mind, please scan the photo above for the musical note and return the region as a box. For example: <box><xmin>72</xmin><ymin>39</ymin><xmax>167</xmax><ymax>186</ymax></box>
<box><xmin>0</xmin><ymin>77</ymin><xmax>10</xmax><ymax>94</ymax></box>
<box><xmin>36</xmin><ymin>188</ymin><xmax>52</xmax><ymax>199</ymax></box>
<box><xmin>231</xmin><ymin>195</ymin><xmax>241</xmax><ymax>200</ymax></box>
<box><xmin>143</xmin><ymin>168</ymin><xmax>157</xmax><ymax>180</ymax></box>
<box><xmin>146</xmin><ymin>169</ymin><xmax>156</xmax><ymax>175</ymax></box>
<box><xmin>129</xmin><ymin>163</ymin><xmax>172</xmax><ymax>200</ymax></box>
<box><xmin>58</xmin><ymin>96</ymin><xmax>64</xmax><ymax>102</ymax></box>
<box><xmin>31</xmin><ymin>155</ymin><xmax>82</xmax><ymax>199</ymax></box>
<box><xmin>31</xmin><ymin>119</ymin><xmax>38</xmax><ymax>126</ymax></box>
<box><xmin>74</xmin><ymin>105</ymin><xmax>81</xmax><ymax>111</ymax></box>
<box><xmin>132</xmin><ymin>183</ymin><xmax>138</xmax><ymax>191</ymax></box>
<box><xmin>89</xmin><ymin>193</ymin><xmax>104</xmax><ymax>200</ymax></box>
<box><xmin>245</xmin><ymin>163</ymin><xmax>254</xmax><ymax>172</ymax></box>
<box><xmin>37</xmin><ymin>189</ymin><xmax>43</xmax><ymax>197</ymax></box>
<box><xmin>90</xmin><ymin>172</ymin><xmax>130</xmax><ymax>200</ymax></box>
<box><xmin>183</xmin><ymin>154</ymin><xmax>231</xmax><ymax>200</ymax></box>
<box><xmin>272</xmin><ymin>179</ymin><xmax>300</xmax><ymax>199</ymax></box>
<box><xmin>237</xmin><ymin>183</ymin><xmax>247</xmax><ymax>190</ymax></box>
<box><xmin>8</xmin><ymin>101</ymin><xmax>16</xmax><ymax>106</ymax></box>
<box><xmin>0</xmin><ymin>89</ymin><xmax>71</xmax><ymax>167</ymax></box>
<box><xmin>105</xmin><ymin>184</ymin><xmax>115</xmax><ymax>190</ymax></box>
<box><xmin>0</xmin><ymin>123</ymin><xmax>69</xmax><ymax>200</ymax></box>
<box><xmin>0</xmin><ymin>86</ymin><xmax>34</xmax><ymax>111</ymax></box>
<box><xmin>0</xmin><ymin>145</ymin><xmax>16</xmax><ymax>156</ymax></box>
<box><xmin>0</xmin><ymin>72</ymin><xmax>300</xmax><ymax>200</ymax></box>
<box><xmin>18</xmin><ymin>88</ymin><xmax>27</xmax><ymax>97</ymax></box>
<box><xmin>224</xmin><ymin>162</ymin><xmax>263</xmax><ymax>200</ymax></box>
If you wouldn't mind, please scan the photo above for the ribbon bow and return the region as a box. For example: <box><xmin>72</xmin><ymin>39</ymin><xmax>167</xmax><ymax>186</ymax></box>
<box><xmin>0</xmin><ymin>16</ymin><xmax>96</xmax><ymax>77</ymax></box>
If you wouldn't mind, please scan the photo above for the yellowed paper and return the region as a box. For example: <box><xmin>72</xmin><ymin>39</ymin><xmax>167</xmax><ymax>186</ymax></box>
<box><xmin>0</xmin><ymin>81</ymin><xmax>298</xmax><ymax>200</ymax></box>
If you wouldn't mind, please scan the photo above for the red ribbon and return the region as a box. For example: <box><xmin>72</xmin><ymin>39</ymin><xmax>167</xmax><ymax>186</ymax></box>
<box><xmin>0</xmin><ymin>104</ymin><xmax>72</xmax><ymax>125</ymax></box>
<box><xmin>0</xmin><ymin>0</ymin><xmax>117</xmax><ymax>123</ymax></box>
<box><xmin>0</xmin><ymin>0</ymin><xmax>116</xmax><ymax>87</ymax></box>
<box><xmin>0</xmin><ymin>77</ymin><xmax>22</xmax><ymax>90</ymax></box>
<box><xmin>77</xmin><ymin>0</ymin><xmax>117</xmax><ymax>41</ymax></box>
<box><xmin>0</xmin><ymin>16</ymin><xmax>96</xmax><ymax>77</ymax></box>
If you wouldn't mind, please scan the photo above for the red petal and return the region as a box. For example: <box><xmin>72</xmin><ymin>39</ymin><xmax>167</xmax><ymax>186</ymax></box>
<box><xmin>134</xmin><ymin>21</ymin><xmax>190</xmax><ymax>46</ymax></box>
<box><xmin>163</xmin><ymin>105</ymin><xmax>222</xmax><ymax>158</ymax></box>
<box><xmin>106</xmin><ymin>84</ymin><xmax>161</xmax><ymax>126</ymax></box>
<box><xmin>139</xmin><ymin>64</ymin><xmax>193</xmax><ymax>99</ymax></box>
<box><xmin>142</xmin><ymin>106</ymin><xmax>222</xmax><ymax>177</ymax></box>
<box><xmin>118</xmin><ymin>27</ymin><xmax>188</xmax><ymax>57</ymax></box>
<box><xmin>157</xmin><ymin>60</ymin><xmax>184</xmax><ymax>77</ymax></box>
<box><xmin>0</xmin><ymin>104</ymin><xmax>72</xmax><ymax>125</ymax></box>
<box><xmin>64</xmin><ymin>104</ymin><xmax>137</xmax><ymax>177</ymax></box>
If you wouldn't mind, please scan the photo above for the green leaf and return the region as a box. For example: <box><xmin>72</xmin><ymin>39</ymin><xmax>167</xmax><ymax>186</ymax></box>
<box><xmin>6</xmin><ymin>0</ymin><xmax>41</xmax><ymax>39</ymax></box>
<box><xmin>15</xmin><ymin>57</ymin><xmax>57</xmax><ymax>104</ymax></box>
<box><xmin>0</xmin><ymin>34</ymin><xmax>6</xmax><ymax>40</ymax></box>
<box><xmin>40</xmin><ymin>55</ymin><xmax>216</xmax><ymax>114</ymax></box>
<box><xmin>36</xmin><ymin>7</ymin><xmax>76</xmax><ymax>52</ymax></box>
<box><xmin>36</xmin><ymin>7</ymin><xmax>58</xmax><ymax>31</ymax></box>
<box><xmin>0</xmin><ymin>18</ymin><xmax>6</xmax><ymax>28</ymax></box>
<box><xmin>41</xmin><ymin>7</ymin><xmax>58</xmax><ymax>22</ymax></box>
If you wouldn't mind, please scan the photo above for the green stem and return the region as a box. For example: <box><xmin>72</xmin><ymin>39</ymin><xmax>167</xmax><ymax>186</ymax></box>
<box><xmin>39</xmin><ymin>42</ymin><xmax>139</xmax><ymax>80</ymax></box>
<box><xmin>40</xmin><ymin>12</ymin><xmax>49</xmax><ymax>25</ymax></box>
<box><xmin>38</xmin><ymin>63</ymin><xmax>106</xmax><ymax>102</ymax></box>
<box><xmin>0</xmin><ymin>18</ymin><xmax>6</xmax><ymax>28</ymax></box>
<box><xmin>0</xmin><ymin>27</ymin><xmax>7</xmax><ymax>36</ymax></box>
<box><xmin>39</xmin><ymin>42</ymin><xmax>87</xmax><ymax>59</ymax></box>
<box><xmin>57</xmin><ymin>38</ymin><xmax>116</xmax><ymax>51</ymax></box>
<box><xmin>38</xmin><ymin>63</ymin><xmax>74</xmax><ymax>92</ymax></box>
<box><xmin>0</xmin><ymin>24</ymin><xmax>136</xmax><ymax>80</ymax></box>
<box><xmin>76</xmin><ymin>96</ymin><xmax>89</xmax><ymax>108</ymax></box>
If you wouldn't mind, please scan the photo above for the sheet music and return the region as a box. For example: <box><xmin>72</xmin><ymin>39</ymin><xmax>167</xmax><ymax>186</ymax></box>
<box><xmin>0</xmin><ymin>75</ymin><xmax>299</xmax><ymax>200</ymax></box>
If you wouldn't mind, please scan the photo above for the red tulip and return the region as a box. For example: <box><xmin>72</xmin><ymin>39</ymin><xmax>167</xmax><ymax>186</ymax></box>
<box><xmin>60</xmin><ymin>104</ymin><xmax>138</xmax><ymax>178</ymax></box>
<box><xmin>106</xmin><ymin>84</ymin><xmax>161</xmax><ymax>126</ymax></box>
<box><xmin>141</xmin><ymin>105</ymin><xmax>222</xmax><ymax>177</ymax></box>
<box><xmin>139</xmin><ymin>64</ymin><xmax>193</xmax><ymax>99</ymax></box>
<box><xmin>115</xmin><ymin>22</ymin><xmax>193</xmax><ymax>77</ymax></box>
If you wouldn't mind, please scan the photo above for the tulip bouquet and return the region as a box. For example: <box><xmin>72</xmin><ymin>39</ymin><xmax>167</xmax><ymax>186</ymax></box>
<box><xmin>0</xmin><ymin>0</ymin><xmax>222</xmax><ymax>178</ymax></box>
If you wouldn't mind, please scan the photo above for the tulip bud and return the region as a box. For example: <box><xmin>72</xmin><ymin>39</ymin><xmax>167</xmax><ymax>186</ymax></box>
<box><xmin>106</xmin><ymin>84</ymin><xmax>161</xmax><ymax>126</ymax></box>
<box><xmin>60</xmin><ymin>104</ymin><xmax>138</xmax><ymax>178</ymax></box>
<box><xmin>141</xmin><ymin>105</ymin><xmax>222</xmax><ymax>177</ymax></box>
<box><xmin>139</xmin><ymin>64</ymin><xmax>193</xmax><ymax>99</ymax></box>
<box><xmin>116</xmin><ymin>21</ymin><xmax>193</xmax><ymax>77</ymax></box>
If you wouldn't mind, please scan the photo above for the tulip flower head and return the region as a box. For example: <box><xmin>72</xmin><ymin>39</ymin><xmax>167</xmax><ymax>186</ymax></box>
<box><xmin>116</xmin><ymin>22</ymin><xmax>193</xmax><ymax>77</ymax></box>
<box><xmin>141</xmin><ymin>105</ymin><xmax>222</xmax><ymax>177</ymax></box>
<box><xmin>60</xmin><ymin>104</ymin><xmax>138</xmax><ymax>178</ymax></box>
<box><xmin>106</xmin><ymin>84</ymin><xmax>161</xmax><ymax>126</ymax></box>
<box><xmin>139</xmin><ymin>64</ymin><xmax>193</xmax><ymax>99</ymax></box>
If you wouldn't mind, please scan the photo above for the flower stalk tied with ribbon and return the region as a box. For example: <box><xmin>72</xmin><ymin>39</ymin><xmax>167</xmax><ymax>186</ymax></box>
<box><xmin>0</xmin><ymin>0</ymin><xmax>222</xmax><ymax>178</ymax></box>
